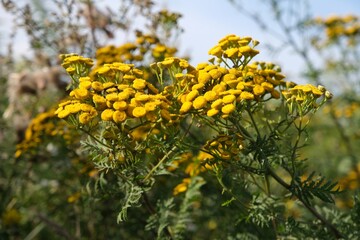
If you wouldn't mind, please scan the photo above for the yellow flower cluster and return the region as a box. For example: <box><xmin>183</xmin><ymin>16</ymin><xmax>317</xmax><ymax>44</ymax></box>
<box><xmin>56</xmin><ymin>60</ymin><xmax>171</xmax><ymax>126</ymax></box>
<box><xmin>311</xmin><ymin>15</ymin><xmax>360</xmax><ymax>46</ymax></box>
<box><xmin>204</xmin><ymin>134</ymin><xmax>244</xmax><ymax>160</ymax></box>
<box><xmin>171</xmin><ymin>151</ymin><xmax>214</xmax><ymax>195</ymax></box>
<box><xmin>282</xmin><ymin>84</ymin><xmax>332</xmax><ymax>116</ymax></box>
<box><xmin>15</xmin><ymin>109</ymin><xmax>76</xmax><ymax>158</ymax></box>
<box><xmin>339</xmin><ymin>163</ymin><xmax>360</xmax><ymax>190</ymax></box>
<box><xmin>1</xmin><ymin>209</ymin><xmax>21</xmax><ymax>227</ymax></box>
<box><xmin>60</xmin><ymin>54</ymin><xmax>94</xmax><ymax>77</ymax></box>
<box><xmin>208</xmin><ymin>34</ymin><xmax>259</xmax><ymax>67</ymax></box>
<box><xmin>176</xmin><ymin>61</ymin><xmax>285</xmax><ymax>118</ymax></box>
<box><xmin>324</xmin><ymin>102</ymin><xmax>360</xmax><ymax>119</ymax></box>
<box><xmin>94</xmin><ymin>30</ymin><xmax>177</xmax><ymax>68</ymax></box>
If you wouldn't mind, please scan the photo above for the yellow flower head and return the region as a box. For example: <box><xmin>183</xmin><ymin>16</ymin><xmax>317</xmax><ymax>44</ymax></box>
<box><xmin>212</xmin><ymin>84</ymin><xmax>226</xmax><ymax>94</ymax></box>
<box><xmin>186</xmin><ymin>90</ymin><xmax>199</xmax><ymax>102</ymax></box>
<box><xmin>209</xmin><ymin>69</ymin><xmax>222</xmax><ymax>79</ymax></box>
<box><xmin>222</xmin><ymin>104</ymin><xmax>236</xmax><ymax>114</ymax></box>
<box><xmin>113</xmin><ymin>101</ymin><xmax>128</xmax><ymax>111</ymax></box>
<box><xmin>106</xmin><ymin>93</ymin><xmax>119</xmax><ymax>101</ymax></box>
<box><xmin>240</xmin><ymin>91</ymin><xmax>254</xmax><ymax>100</ymax></box>
<box><xmin>144</xmin><ymin>102</ymin><xmax>158</xmax><ymax>111</ymax></box>
<box><xmin>193</xmin><ymin>96</ymin><xmax>207</xmax><ymax>109</ymax></box>
<box><xmin>222</xmin><ymin>94</ymin><xmax>236</xmax><ymax>104</ymax></box>
<box><xmin>133</xmin><ymin>107</ymin><xmax>147</xmax><ymax>118</ymax></box>
<box><xmin>207</xmin><ymin>108</ymin><xmax>219</xmax><ymax>117</ymax></box>
<box><xmin>57</xmin><ymin>109</ymin><xmax>71</xmax><ymax>119</ymax></box>
<box><xmin>133</xmin><ymin>79</ymin><xmax>147</xmax><ymax>90</ymax></box>
<box><xmin>79</xmin><ymin>81</ymin><xmax>92</xmax><ymax>90</ymax></box>
<box><xmin>162</xmin><ymin>58</ymin><xmax>175</xmax><ymax>67</ymax></box>
<box><xmin>224</xmin><ymin>48</ymin><xmax>239</xmax><ymax>58</ymax></box>
<box><xmin>198</xmin><ymin>70</ymin><xmax>212</xmax><ymax>84</ymax></box>
<box><xmin>180</xmin><ymin>101</ymin><xmax>193</xmax><ymax>114</ymax></box>
<box><xmin>261</xmin><ymin>82</ymin><xmax>274</xmax><ymax>91</ymax></box>
<box><xmin>135</xmin><ymin>94</ymin><xmax>150</xmax><ymax>102</ymax></box>
<box><xmin>80</xmin><ymin>103</ymin><xmax>95</xmax><ymax>112</ymax></box>
<box><xmin>211</xmin><ymin>99</ymin><xmax>223</xmax><ymax>109</ymax></box>
<box><xmin>253</xmin><ymin>85</ymin><xmax>265</xmax><ymax>96</ymax></box>
<box><xmin>192</xmin><ymin>83</ymin><xmax>205</xmax><ymax>91</ymax></box>
<box><xmin>204</xmin><ymin>91</ymin><xmax>218</xmax><ymax>102</ymax></box>
<box><xmin>173</xmin><ymin>178</ymin><xmax>191</xmax><ymax>195</ymax></box>
<box><xmin>79</xmin><ymin>112</ymin><xmax>92</xmax><ymax>124</ymax></box>
<box><xmin>73</xmin><ymin>89</ymin><xmax>90</xmax><ymax>100</ymax></box>
<box><xmin>93</xmin><ymin>94</ymin><xmax>107</xmax><ymax>105</ymax></box>
<box><xmin>208</xmin><ymin>46</ymin><xmax>223</xmax><ymax>57</ymax></box>
<box><xmin>101</xmin><ymin>109</ymin><xmax>114</xmax><ymax>121</ymax></box>
<box><xmin>113</xmin><ymin>110</ymin><xmax>127</xmax><ymax>123</ymax></box>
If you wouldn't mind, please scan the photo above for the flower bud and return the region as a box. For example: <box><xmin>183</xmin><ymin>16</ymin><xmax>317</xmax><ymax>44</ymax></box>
<box><xmin>325</xmin><ymin>91</ymin><xmax>333</xmax><ymax>99</ymax></box>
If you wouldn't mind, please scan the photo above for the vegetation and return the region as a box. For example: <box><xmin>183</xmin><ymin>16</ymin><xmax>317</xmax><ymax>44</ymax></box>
<box><xmin>1</xmin><ymin>0</ymin><xmax>359</xmax><ymax>239</ymax></box>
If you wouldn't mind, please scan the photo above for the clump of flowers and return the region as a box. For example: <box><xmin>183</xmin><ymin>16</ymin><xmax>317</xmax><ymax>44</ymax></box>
<box><xmin>282</xmin><ymin>84</ymin><xmax>332</xmax><ymax>116</ymax></box>
<box><xmin>49</xmin><ymin>34</ymin><xmax>342</xmax><ymax>239</ymax></box>
<box><xmin>15</xmin><ymin>109</ymin><xmax>78</xmax><ymax>159</ymax></box>
<box><xmin>310</xmin><ymin>15</ymin><xmax>360</xmax><ymax>47</ymax></box>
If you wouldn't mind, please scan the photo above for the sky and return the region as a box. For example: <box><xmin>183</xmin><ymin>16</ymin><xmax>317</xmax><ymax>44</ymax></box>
<box><xmin>1</xmin><ymin>0</ymin><xmax>359</xmax><ymax>82</ymax></box>
<box><xmin>158</xmin><ymin>0</ymin><xmax>360</xmax><ymax>82</ymax></box>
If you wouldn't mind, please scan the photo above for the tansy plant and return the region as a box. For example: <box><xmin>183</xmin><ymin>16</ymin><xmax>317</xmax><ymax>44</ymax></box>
<box><xmin>53</xmin><ymin>34</ymin><xmax>342</xmax><ymax>239</ymax></box>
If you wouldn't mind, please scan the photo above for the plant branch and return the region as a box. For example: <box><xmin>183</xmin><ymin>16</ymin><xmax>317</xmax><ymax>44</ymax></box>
<box><xmin>266</xmin><ymin>167</ymin><xmax>344</xmax><ymax>239</ymax></box>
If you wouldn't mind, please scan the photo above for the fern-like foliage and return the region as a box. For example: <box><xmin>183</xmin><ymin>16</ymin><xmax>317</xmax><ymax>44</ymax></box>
<box><xmin>172</xmin><ymin>176</ymin><xmax>205</xmax><ymax>239</ymax></box>
<box><xmin>145</xmin><ymin>177</ymin><xmax>205</xmax><ymax>239</ymax></box>
<box><xmin>117</xmin><ymin>182</ymin><xmax>144</xmax><ymax>222</ymax></box>
<box><xmin>292</xmin><ymin>171</ymin><xmax>341</xmax><ymax>205</ymax></box>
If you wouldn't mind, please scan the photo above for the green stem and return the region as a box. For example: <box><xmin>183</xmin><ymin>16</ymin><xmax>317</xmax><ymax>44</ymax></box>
<box><xmin>79</xmin><ymin>127</ymin><xmax>112</xmax><ymax>149</ymax></box>
<box><xmin>266</xmin><ymin>167</ymin><xmax>344</xmax><ymax>239</ymax></box>
<box><xmin>143</xmin><ymin>145</ymin><xmax>177</xmax><ymax>181</ymax></box>
<box><xmin>246</xmin><ymin>106</ymin><xmax>261</xmax><ymax>138</ymax></box>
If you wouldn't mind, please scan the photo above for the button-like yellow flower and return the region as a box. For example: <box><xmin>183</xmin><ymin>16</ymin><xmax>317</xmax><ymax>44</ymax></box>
<box><xmin>93</xmin><ymin>94</ymin><xmax>106</xmax><ymax>104</ymax></box>
<box><xmin>180</xmin><ymin>101</ymin><xmax>193</xmax><ymax>114</ymax></box>
<box><xmin>101</xmin><ymin>109</ymin><xmax>114</xmax><ymax>121</ymax></box>
<box><xmin>204</xmin><ymin>91</ymin><xmax>218</xmax><ymax>101</ymax></box>
<box><xmin>106</xmin><ymin>93</ymin><xmax>119</xmax><ymax>101</ymax></box>
<box><xmin>103</xmin><ymin>82</ymin><xmax>115</xmax><ymax>89</ymax></box>
<box><xmin>208</xmin><ymin>45</ymin><xmax>223</xmax><ymax>57</ymax></box>
<box><xmin>113</xmin><ymin>101</ymin><xmax>128</xmax><ymax>111</ymax></box>
<box><xmin>91</xmin><ymin>81</ymin><xmax>104</xmax><ymax>91</ymax></box>
<box><xmin>225</xmin><ymin>48</ymin><xmax>239</xmax><ymax>58</ymax></box>
<box><xmin>211</xmin><ymin>99</ymin><xmax>223</xmax><ymax>109</ymax></box>
<box><xmin>209</xmin><ymin>69</ymin><xmax>222</xmax><ymax>79</ymax></box>
<box><xmin>79</xmin><ymin>112</ymin><xmax>92</xmax><ymax>124</ymax></box>
<box><xmin>79</xmin><ymin>81</ymin><xmax>92</xmax><ymax>90</ymax></box>
<box><xmin>240</xmin><ymin>91</ymin><xmax>254</xmax><ymax>100</ymax></box>
<box><xmin>113</xmin><ymin>110</ymin><xmax>127</xmax><ymax>123</ymax></box>
<box><xmin>207</xmin><ymin>108</ymin><xmax>219</xmax><ymax>117</ymax></box>
<box><xmin>261</xmin><ymin>82</ymin><xmax>274</xmax><ymax>91</ymax></box>
<box><xmin>192</xmin><ymin>83</ymin><xmax>205</xmax><ymax>91</ymax></box>
<box><xmin>186</xmin><ymin>90</ymin><xmax>199</xmax><ymax>102</ymax></box>
<box><xmin>73</xmin><ymin>89</ymin><xmax>90</xmax><ymax>100</ymax></box>
<box><xmin>162</xmin><ymin>58</ymin><xmax>174</xmax><ymax>67</ymax></box>
<box><xmin>193</xmin><ymin>96</ymin><xmax>207</xmax><ymax>109</ymax></box>
<box><xmin>222</xmin><ymin>104</ymin><xmax>236</xmax><ymax>114</ymax></box>
<box><xmin>212</xmin><ymin>84</ymin><xmax>226</xmax><ymax>94</ymax></box>
<box><xmin>222</xmin><ymin>94</ymin><xmax>236</xmax><ymax>104</ymax></box>
<box><xmin>132</xmin><ymin>107</ymin><xmax>147</xmax><ymax>118</ymax></box>
<box><xmin>253</xmin><ymin>85</ymin><xmax>265</xmax><ymax>96</ymax></box>
<box><xmin>198</xmin><ymin>70</ymin><xmax>212</xmax><ymax>84</ymax></box>
<box><xmin>57</xmin><ymin>109</ymin><xmax>71</xmax><ymax>118</ymax></box>
<box><xmin>118</xmin><ymin>92</ymin><xmax>130</xmax><ymax>101</ymax></box>
<box><xmin>132</xmin><ymin>79</ymin><xmax>146</xmax><ymax>90</ymax></box>
<box><xmin>144</xmin><ymin>102</ymin><xmax>158</xmax><ymax>111</ymax></box>
<box><xmin>80</xmin><ymin>103</ymin><xmax>95</xmax><ymax>112</ymax></box>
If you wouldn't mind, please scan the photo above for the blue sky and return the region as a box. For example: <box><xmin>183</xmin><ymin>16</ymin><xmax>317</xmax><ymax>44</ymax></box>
<box><xmin>159</xmin><ymin>0</ymin><xmax>360</xmax><ymax>82</ymax></box>
<box><xmin>1</xmin><ymin>0</ymin><xmax>359</xmax><ymax>82</ymax></box>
